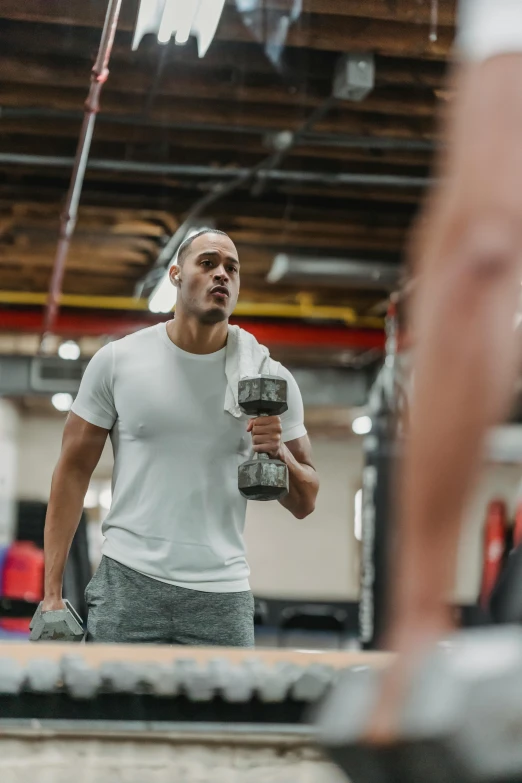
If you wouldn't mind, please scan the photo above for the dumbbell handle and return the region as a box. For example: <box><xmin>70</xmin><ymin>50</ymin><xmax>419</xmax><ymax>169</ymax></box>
<box><xmin>254</xmin><ymin>412</ymin><xmax>270</xmax><ymax>461</ymax></box>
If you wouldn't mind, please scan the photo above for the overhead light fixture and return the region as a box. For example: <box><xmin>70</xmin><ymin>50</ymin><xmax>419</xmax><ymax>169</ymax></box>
<box><xmin>132</xmin><ymin>0</ymin><xmax>226</xmax><ymax>58</ymax></box>
<box><xmin>149</xmin><ymin>269</ymin><xmax>178</xmax><ymax>314</ymax></box>
<box><xmin>52</xmin><ymin>393</ymin><xmax>73</xmax><ymax>412</ymax></box>
<box><xmin>352</xmin><ymin>415</ymin><xmax>372</xmax><ymax>436</ymax></box>
<box><xmin>267</xmin><ymin>254</ymin><xmax>400</xmax><ymax>290</ymax></box>
<box><xmin>58</xmin><ymin>340</ymin><xmax>80</xmax><ymax>361</ymax></box>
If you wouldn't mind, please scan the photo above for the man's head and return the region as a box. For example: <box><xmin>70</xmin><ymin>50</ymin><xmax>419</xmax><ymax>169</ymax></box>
<box><xmin>169</xmin><ymin>229</ymin><xmax>240</xmax><ymax>325</ymax></box>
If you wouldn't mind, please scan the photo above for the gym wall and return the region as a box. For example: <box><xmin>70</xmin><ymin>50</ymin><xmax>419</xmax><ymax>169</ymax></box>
<box><xmin>245</xmin><ymin>437</ymin><xmax>364</xmax><ymax>601</ymax></box>
<box><xmin>16</xmin><ymin>413</ymin><xmax>114</xmax><ymax>499</ymax></box>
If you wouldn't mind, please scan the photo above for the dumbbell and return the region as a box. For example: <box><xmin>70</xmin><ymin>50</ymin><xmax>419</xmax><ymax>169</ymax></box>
<box><xmin>29</xmin><ymin>599</ymin><xmax>84</xmax><ymax>642</ymax></box>
<box><xmin>315</xmin><ymin>628</ymin><xmax>522</xmax><ymax>783</ymax></box>
<box><xmin>238</xmin><ymin>375</ymin><xmax>289</xmax><ymax>501</ymax></box>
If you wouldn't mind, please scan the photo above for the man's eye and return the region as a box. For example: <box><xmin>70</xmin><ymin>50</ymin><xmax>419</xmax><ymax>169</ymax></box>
<box><xmin>228</xmin><ymin>267</ymin><xmax>238</xmax><ymax>274</ymax></box>
<box><xmin>202</xmin><ymin>260</ymin><xmax>213</xmax><ymax>267</ymax></box>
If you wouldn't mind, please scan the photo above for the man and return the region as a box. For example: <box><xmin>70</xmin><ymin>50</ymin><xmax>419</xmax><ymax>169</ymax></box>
<box><xmin>42</xmin><ymin>229</ymin><xmax>319</xmax><ymax>646</ymax></box>
<box><xmin>370</xmin><ymin>0</ymin><xmax>522</xmax><ymax>738</ymax></box>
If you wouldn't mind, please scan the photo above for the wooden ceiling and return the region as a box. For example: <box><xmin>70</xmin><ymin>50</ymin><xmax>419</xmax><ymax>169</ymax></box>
<box><xmin>0</xmin><ymin>0</ymin><xmax>456</xmax><ymax>340</ymax></box>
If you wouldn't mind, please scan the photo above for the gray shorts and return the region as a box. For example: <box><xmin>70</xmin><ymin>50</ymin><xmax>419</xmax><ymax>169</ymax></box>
<box><xmin>85</xmin><ymin>555</ymin><xmax>255</xmax><ymax>647</ymax></box>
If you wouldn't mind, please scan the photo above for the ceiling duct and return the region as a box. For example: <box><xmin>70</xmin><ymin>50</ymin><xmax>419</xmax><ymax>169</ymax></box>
<box><xmin>267</xmin><ymin>254</ymin><xmax>401</xmax><ymax>290</ymax></box>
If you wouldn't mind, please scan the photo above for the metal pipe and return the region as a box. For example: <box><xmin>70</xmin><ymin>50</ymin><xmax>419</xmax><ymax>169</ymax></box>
<box><xmin>0</xmin><ymin>310</ymin><xmax>385</xmax><ymax>349</ymax></box>
<box><xmin>0</xmin><ymin>152</ymin><xmax>431</xmax><ymax>188</ymax></box>
<box><xmin>38</xmin><ymin>0</ymin><xmax>123</xmax><ymax>352</ymax></box>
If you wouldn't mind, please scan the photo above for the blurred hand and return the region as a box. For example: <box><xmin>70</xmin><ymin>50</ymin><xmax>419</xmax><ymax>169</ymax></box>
<box><xmin>364</xmin><ymin>618</ymin><xmax>451</xmax><ymax>744</ymax></box>
<box><xmin>247</xmin><ymin>416</ymin><xmax>283</xmax><ymax>459</ymax></box>
<box><xmin>41</xmin><ymin>596</ymin><xmax>66</xmax><ymax>613</ymax></box>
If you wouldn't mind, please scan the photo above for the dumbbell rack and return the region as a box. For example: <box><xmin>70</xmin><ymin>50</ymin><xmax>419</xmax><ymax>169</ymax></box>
<box><xmin>0</xmin><ymin>644</ymin><xmax>390</xmax><ymax>725</ymax></box>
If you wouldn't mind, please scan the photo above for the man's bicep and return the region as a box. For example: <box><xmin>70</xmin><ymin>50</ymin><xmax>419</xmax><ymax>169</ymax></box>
<box><xmin>285</xmin><ymin>434</ymin><xmax>315</xmax><ymax>470</ymax></box>
<box><xmin>59</xmin><ymin>411</ymin><xmax>110</xmax><ymax>475</ymax></box>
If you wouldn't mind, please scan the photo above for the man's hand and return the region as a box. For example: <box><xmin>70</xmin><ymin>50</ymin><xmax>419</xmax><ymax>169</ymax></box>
<box><xmin>247</xmin><ymin>416</ymin><xmax>283</xmax><ymax>459</ymax></box>
<box><xmin>365</xmin><ymin>615</ymin><xmax>452</xmax><ymax>744</ymax></box>
<box><xmin>41</xmin><ymin>596</ymin><xmax>66</xmax><ymax>613</ymax></box>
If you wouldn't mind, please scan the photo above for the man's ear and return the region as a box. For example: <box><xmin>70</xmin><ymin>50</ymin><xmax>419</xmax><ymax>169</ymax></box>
<box><xmin>169</xmin><ymin>264</ymin><xmax>181</xmax><ymax>286</ymax></box>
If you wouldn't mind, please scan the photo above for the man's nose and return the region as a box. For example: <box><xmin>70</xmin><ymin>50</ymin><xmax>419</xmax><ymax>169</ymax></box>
<box><xmin>214</xmin><ymin>266</ymin><xmax>229</xmax><ymax>281</ymax></box>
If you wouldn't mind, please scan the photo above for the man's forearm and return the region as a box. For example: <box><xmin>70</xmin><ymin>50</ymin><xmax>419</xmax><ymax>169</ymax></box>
<box><xmin>44</xmin><ymin>463</ymin><xmax>91</xmax><ymax>598</ymax></box>
<box><xmin>278</xmin><ymin>444</ymin><xmax>318</xmax><ymax>519</ymax></box>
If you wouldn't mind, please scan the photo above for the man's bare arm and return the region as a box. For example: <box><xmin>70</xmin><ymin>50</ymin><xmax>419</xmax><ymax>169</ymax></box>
<box><xmin>278</xmin><ymin>435</ymin><xmax>318</xmax><ymax>520</ymax></box>
<box><xmin>43</xmin><ymin>412</ymin><xmax>109</xmax><ymax>611</ymax></box>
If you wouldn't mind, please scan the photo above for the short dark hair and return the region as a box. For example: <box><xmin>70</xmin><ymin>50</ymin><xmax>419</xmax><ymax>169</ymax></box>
<box><xmin>177</xmin><ymin>228</ymin><xmax>230</xmax><ymax>266</ymax></box>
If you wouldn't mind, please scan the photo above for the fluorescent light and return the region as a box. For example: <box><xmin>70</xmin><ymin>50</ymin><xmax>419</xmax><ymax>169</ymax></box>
<box><xmin>193</xmin><ymin>0</ymin><xmax>226</xmax><ymax>57</ymax></box>
<box><xmin>175</xmin><ymin>0</ymin><xmax>199</xmax><ymax>45</ymax></box>
<box><xmin>149</xmin><ymin>269</ymin><xmax>177</xmax><ymax>313</ymax></box>
<box><xmin>132</xmin><ymin>0</ymin><xmax>165</xmax><ymax>50</ymax></box>
<box><xmin>267</xmin><ymin>253</ymin><xmax>400</xmax><ymax>289</ymax></box>
<box><xmin>52</xmin><ymin>393</ymin><xmax>73</xmax><ymax>412</ymax></box>
<box><xmin>132</xmin><ymin>0</ymin><xmax>225</xmax><ymax>57</ymax></box>
<box><xmin>58</xmin><ymin>340</ymin><xmax>80</xmax><ymax>361</ymax></box>
<box><xmin>158</xmin><ymin>0</ymin><xmax>179</xmax><ymax>44</ymax></box>
<box><xmin>352</xmin><ymin>415</ymin><xmax>372</xmax><ymax>435</ymax></box>
<box><xmin>354</xmin><ymin>488</ymin><xmax>362</xmax><ymax>541</ymax></box>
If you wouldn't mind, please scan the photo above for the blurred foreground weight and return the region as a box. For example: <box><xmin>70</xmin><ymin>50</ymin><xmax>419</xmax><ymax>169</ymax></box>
<box><xmin>29</xmin><ymin>599</ymin><xmax>84</xmax><ymax>642</ymax></box>
<box><xmin>316</xmin><ymin>628</ymin><xmax>522</xmax><ymax>783</ymax></box>
<box><xmin>238</xmin><ymin>375</ymin><xmax>289</xmax><ymax>501</ymax></box>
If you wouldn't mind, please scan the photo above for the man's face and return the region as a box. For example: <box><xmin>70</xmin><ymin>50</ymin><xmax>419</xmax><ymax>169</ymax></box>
<box><xmin>173</xmin><ymin>233</ymin><xmax>240</xmax><ymax>324</ymax></box>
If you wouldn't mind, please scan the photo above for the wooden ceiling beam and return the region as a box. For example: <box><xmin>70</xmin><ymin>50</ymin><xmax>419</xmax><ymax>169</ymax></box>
<box><xmin>0</xmin><ymin>3</ymin><xmax>455</xmax><ymax>57</ymax></box>
<box><xmin>222</xmin><ymin>1</ymin><xmax>457</xmax><ymax>26</ymax></box>
<box><xmin>0</xmin><ymin>84</ymin><xmax>436</xmax><ymax>137</ymax></box>
<box><xmin>0</xmin><ymin>0</ymin><xmax>457</xmax><ymax>29</ymax></box>
<box><xmin>0</xmin><ymin>22</ymin><xmax>449</xmax><ymax>84</ymax></box>
<box><xmin>0</xmin><ymin>78</ymin><xmax>438</xmax><ymax>122</ymax></box>
<box><xmin>0</xmin><ymin>53</ymin><xmax>443</xmax><ymax>105</ymax></box>
<box><xmin>0</xmin><ymin>196</ymin><xmax>415</xmax><ymax>228</ymax></box>
<box><xmin>0</xmin><ymin>119</ymin><xmax>433</xmax><ymax>168</ymax></box>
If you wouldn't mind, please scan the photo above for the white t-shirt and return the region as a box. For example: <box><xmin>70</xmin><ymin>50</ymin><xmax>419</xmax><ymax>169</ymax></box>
<box><xmin>457</xmin><ymin>0</ymin><xmax>522</xmax><ymax>61</ymax></box>
<box><xmin>71</xmin><ymin>322</ymin><xmax>307</xmax><ymax>593</ymax></box>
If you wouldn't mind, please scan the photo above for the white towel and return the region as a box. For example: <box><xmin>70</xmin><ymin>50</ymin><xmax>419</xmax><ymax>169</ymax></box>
<box><xmin>224</xmin><ymin>325</ymin><xmax>275</xmax><ymax>418</ymax></box>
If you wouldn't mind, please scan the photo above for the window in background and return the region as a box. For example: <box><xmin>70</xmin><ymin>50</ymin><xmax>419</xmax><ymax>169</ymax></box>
<box><xmin>354</xmin><ymin>488</ymin><xmax>362</xmax><ymax>542</ymax></box>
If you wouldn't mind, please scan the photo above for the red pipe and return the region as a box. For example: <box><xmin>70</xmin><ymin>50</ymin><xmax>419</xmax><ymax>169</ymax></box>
<box><xmin>0</xmin><ymin>309</ymin><xmax>385</xmax><ymax>350</ymax></box>
<box><xmin>39</xmin><ymin>0</ymin><xmax>123</xmax><ymax>351</ymax></box>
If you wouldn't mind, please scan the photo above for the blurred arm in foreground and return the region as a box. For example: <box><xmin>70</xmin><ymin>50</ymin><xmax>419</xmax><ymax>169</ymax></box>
<box><xmin>371</xmin><ymin>0</ymin><xmax>522</xmax><ymax>740</ymax></box>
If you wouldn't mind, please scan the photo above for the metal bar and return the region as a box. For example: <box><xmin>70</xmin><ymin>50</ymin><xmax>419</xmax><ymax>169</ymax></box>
<box><xmin>38</xmin><ymin>0</ymin><xmax>123</xmax><ymax>351</ymax></box>
<box><xmin>0</xmin><ymin>107</ymin><xmax>436</xmax><ymax>151</ymax></box>
<box><xmin>0</xmin><ymin>720</ymin><xmax>316</xmax><ymax>741</ymax></box>
<box><xmin>0</xmin><ymin>153</ymin><xmax>431</xmax><ymax>188</ymax></box>
<box><xmin>0</xmin><ymin>290</ymin><xmax>386</xmax><ymax>327</ymax></box>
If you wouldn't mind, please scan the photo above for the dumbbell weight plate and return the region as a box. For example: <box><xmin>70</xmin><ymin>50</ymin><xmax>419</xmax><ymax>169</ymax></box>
<box><xmin>29</xmin><ymin>599</ymin><xmax>84</xmax><ymax>642</ymax></box>
<box><xmin>238</xmin><ymin>457</ymin><xmax>289</xmax><ymax>501</ymax></box>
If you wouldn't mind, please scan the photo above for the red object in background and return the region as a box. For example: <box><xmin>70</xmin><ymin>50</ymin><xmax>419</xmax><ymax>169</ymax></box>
<box><xmin>0</xmin><ymin>541</ymin><xmax>44</xmax><ymax>633</ymax></box>
<box><xmin>480</xmin><ymin>500</ymin><xmax>508</xmax><ymax>610</ymax></box>
<box><xmin>0</xmin><ymin>309</ymin><xmax>386</xmax><ymax>350</ymax></box>
<box><xmin>513</xmin><ymin>503</ymin><xmax>522</xmax><ymax>548</ymax></box>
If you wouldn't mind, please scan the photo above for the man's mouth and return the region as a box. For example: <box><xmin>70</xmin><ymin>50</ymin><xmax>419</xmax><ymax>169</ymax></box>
<box><xmin>209</xmin><ymin>285</ymin><xmax>229</xmax><ymax>299</ymax></box>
